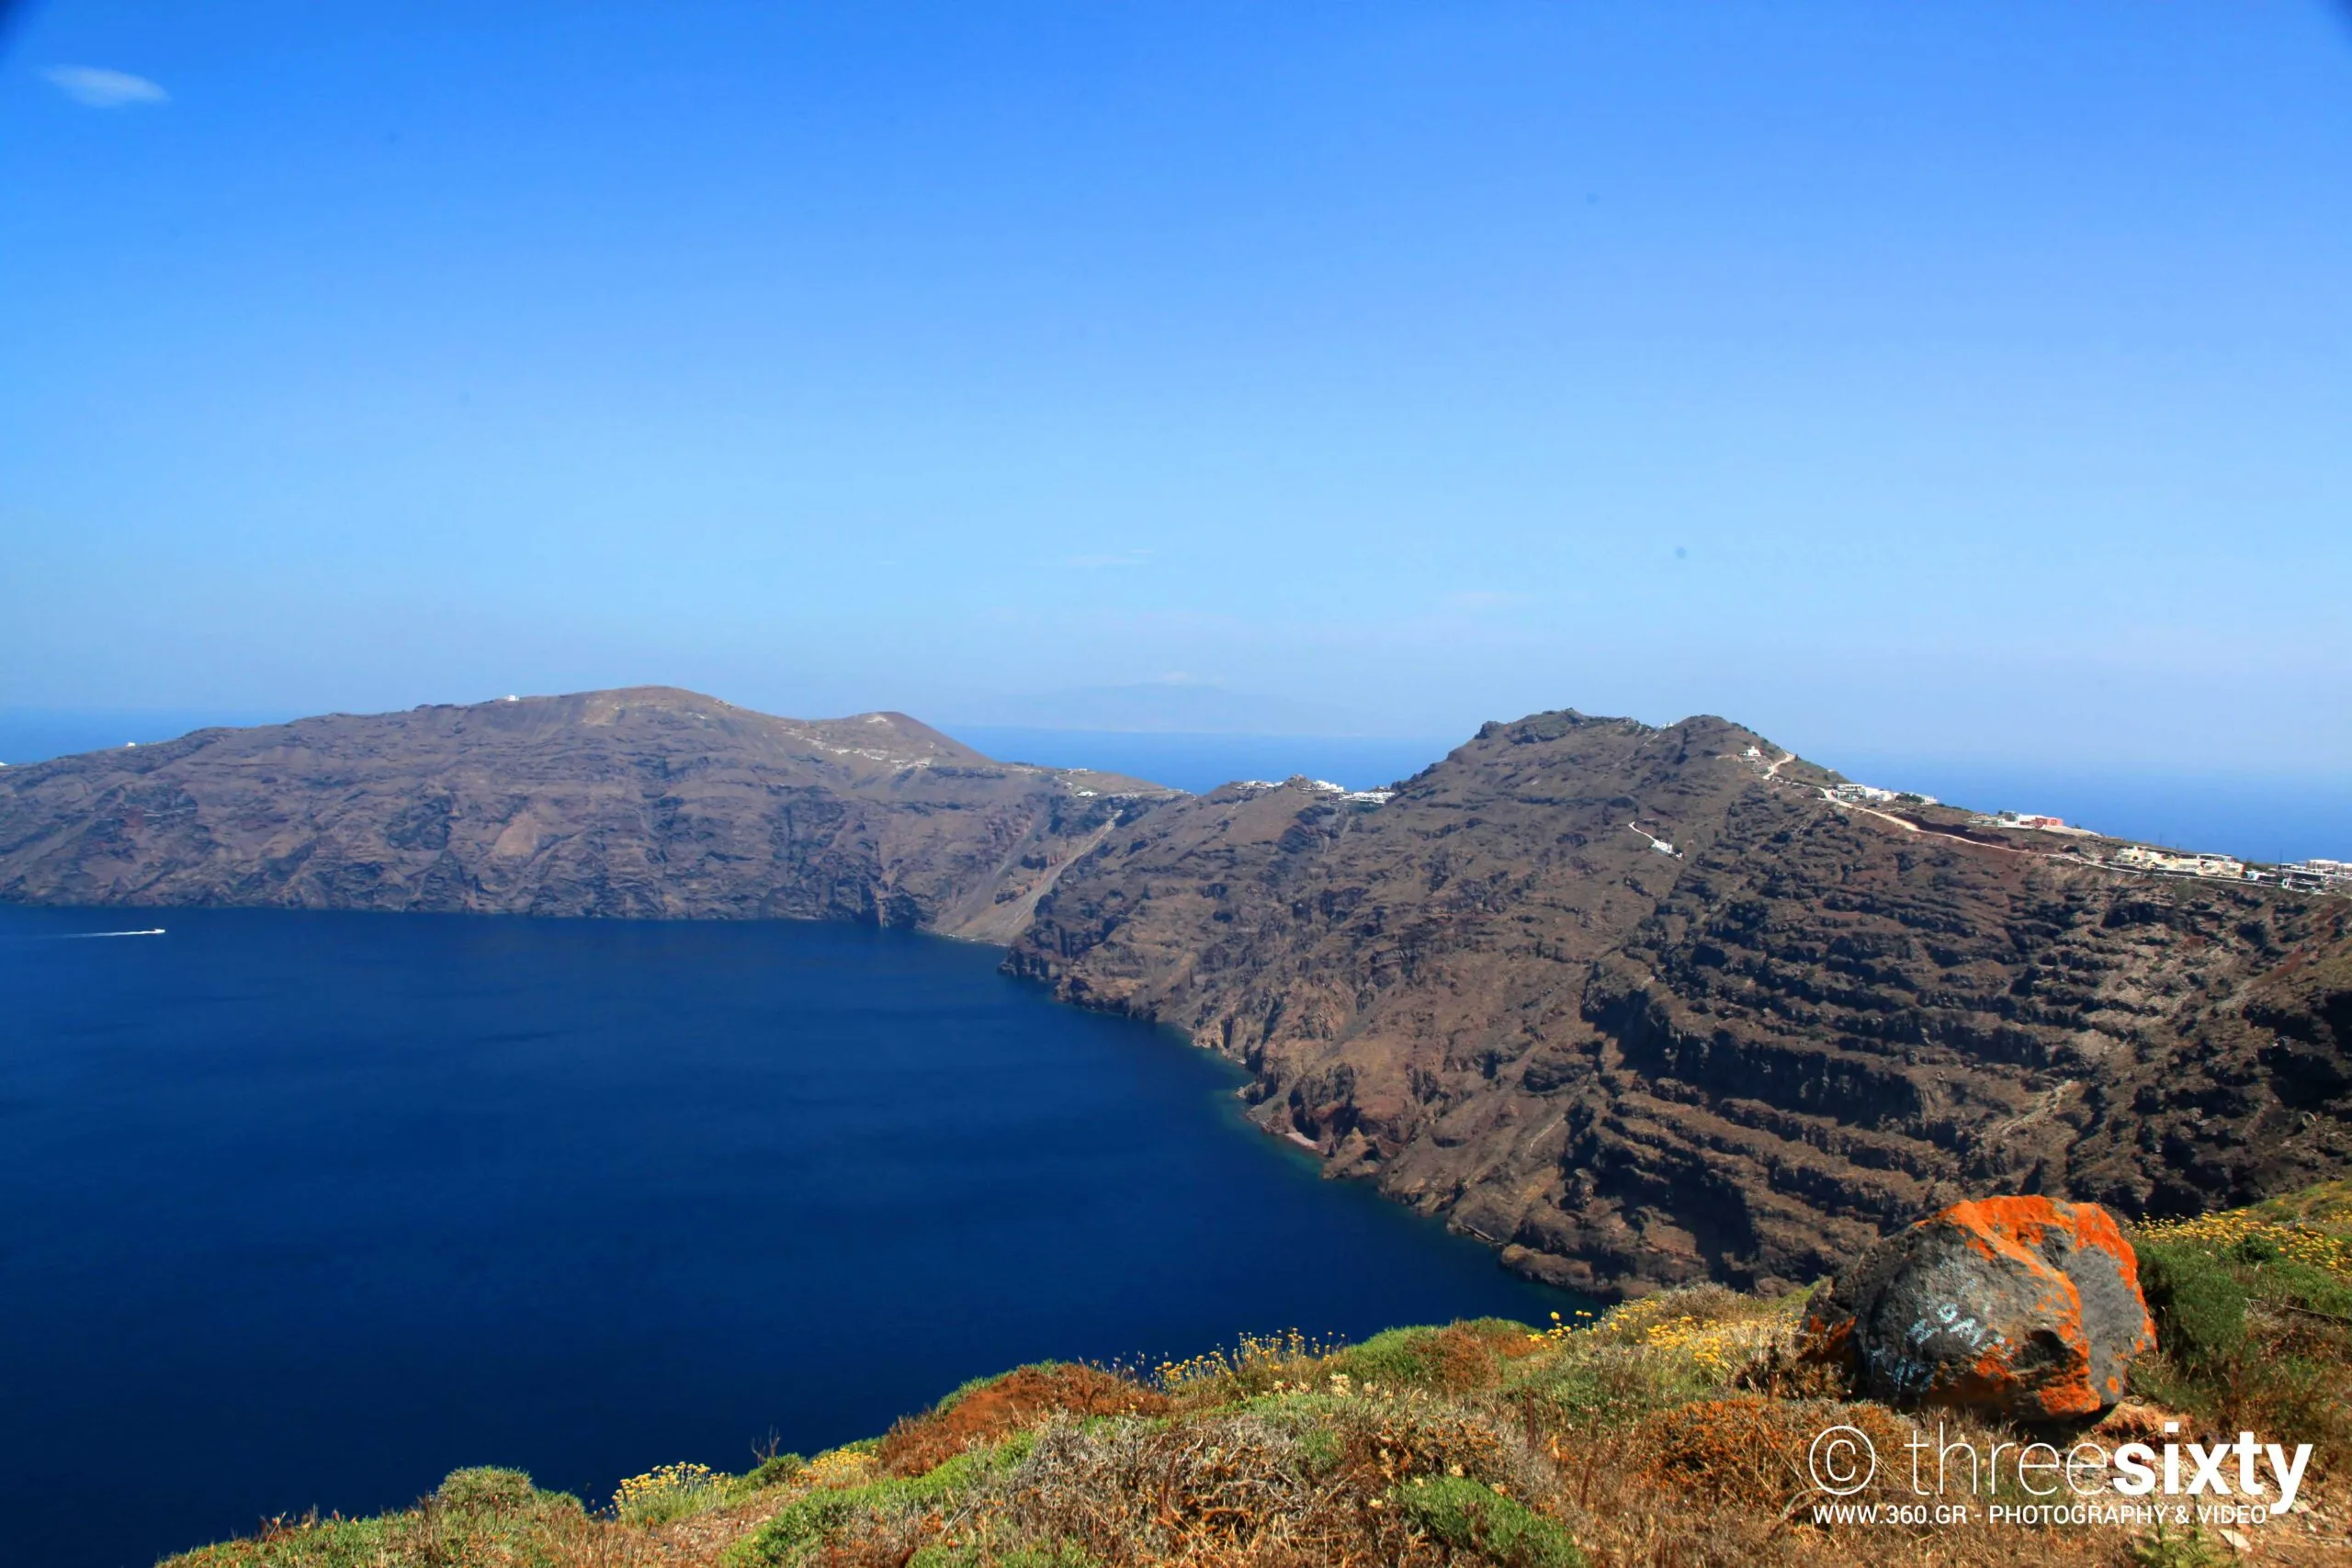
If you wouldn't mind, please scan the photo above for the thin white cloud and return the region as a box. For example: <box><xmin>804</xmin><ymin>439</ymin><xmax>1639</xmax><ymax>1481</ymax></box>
<box><xmin>44</xmin><ymin>66</ymin><xmax>170</xmax><ymax>108</ymax></box>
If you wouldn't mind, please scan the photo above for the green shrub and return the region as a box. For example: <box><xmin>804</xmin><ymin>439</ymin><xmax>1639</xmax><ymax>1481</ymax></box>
<box><xmin>1295</xmin><ymin>1423</ymin><xmax>1341</xmax><ymax>1475</ymax></box>
<box><xmin>2138</xmin><ymin>1241</ymin><xmax>2249</xmax><ymax>1371</ymax></box>
<box><xmin>901</xmin><ymin>1443</ymin><xmax>996</xmax><ymax>1501</ymax></box>
<box><xmin>726</xmin><ymin>1483</ymin><xmax>882</xmax><ymax>1566</ymax></box>
<box><xmin>739</xmin><ymin>1452</ymin><xmax>807</xmax><ymax>1492</ymax></box>
<box><xmin>1330</xmin><ymin>1326</ymin><xmax>1448</xmax><ymax>1385</ymax></box>
<box><xmin>994</xmin><ymin>1544</ymin><xmax>1101</xmax><ymax>1568</ymax></box>
<box><xmin>1328</xmin><ymin>1319</ymin><xmax>1534</xmax><ymax>1393</ymax></box>
<box><xmin>1505</xmin><ymin>1339</ymin><xmax>1714</xmax><ymax>1424</ymax></box>
<box><xmin>725</xmin><ymin>1435</ymin><xmax>1035</xmax><ymax>1566</ymax></box>
<box><xmin>2129</xmin><ymin>1213</ymin><xmax>2352</xmax><ymax>1461</ymax></box>
<box><xmin>2127</xmin><ymin>1519</ymin><xmax>2231</xmax><ymax>1567</ymax></box>
<box><xmin>1392</xmin><ymin>1474</ymin><xmax>1586</xmax><ymax>1568</ymax></box>
<box><xmin>433</xmin><ymin>1467</ymin><xmax>545</xmax><ymax>1516</ymax></box>
<box><xmin>2255</xmin><ymin>1254</ymin><xmax>2352</xmax><ymax>1319</ymax></box>
<box><xmin>161</xmin><ymin>1517</ymin><xmax>389</xmax><ymax>1568</ymax></box>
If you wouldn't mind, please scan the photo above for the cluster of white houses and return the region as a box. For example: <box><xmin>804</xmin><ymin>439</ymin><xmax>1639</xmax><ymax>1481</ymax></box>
<box><xmin>2272</xmin><ymin>858</ymin><xmax>2352</xmax><ymax>894</ymax></box>
<box><xmin>1971</xmin><ymin>808</ymin><xmax>2099</xmax><ymax>839</ymax></box>
<box><xmin>2110</xmin><ymin>845</ymin><xmax>2248</xmax><ymax>880</ymax></box>
<box><xmin>1828</xmin><ymin>777</ymin><xmax>2347</xmax><ymax>897</ymax></box>
<box><xmin>1829</xmin><ymin>782</ymin><xmax>1939</xmax><ymax>807</ymax></box>
<box><xmin>1997</xmin><ymin>829</ymin><xmax>2347</xmax><ymax>893</ymax></box>
<box><xmin>2037</xmin><ymin>841</ymin><xmax>2348</xmax><ymax>893</ymax></box>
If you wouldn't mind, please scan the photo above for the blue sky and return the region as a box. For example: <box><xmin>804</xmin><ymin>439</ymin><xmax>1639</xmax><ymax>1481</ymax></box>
<box><xmin>4</xmin><ymin>2</ymin><xmax>2348</xmax><ymax>773</ymax></box>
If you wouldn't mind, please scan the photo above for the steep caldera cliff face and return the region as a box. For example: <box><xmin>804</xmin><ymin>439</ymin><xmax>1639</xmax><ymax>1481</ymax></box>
<box><xmin>0</xmin><ymin>687</ymin><xmax>1172</xmax><ymax>938</ymax></box>
<box><xmin>1009</xmin><ymin>710</ymin><xmax>2352</xmax><ymax>1297</ymax></box>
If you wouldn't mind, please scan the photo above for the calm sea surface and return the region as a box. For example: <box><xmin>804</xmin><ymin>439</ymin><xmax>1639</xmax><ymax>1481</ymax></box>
<box><xmin>0</xmin><ymin>905</ymin><xmax>1568</xmax><ymax>1568</ymax></box>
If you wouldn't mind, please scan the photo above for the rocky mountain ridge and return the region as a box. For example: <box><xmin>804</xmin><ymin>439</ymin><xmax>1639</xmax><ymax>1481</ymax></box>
<box><xmin>1008</xmin><ymin>709</ymin><xmax>2352</xmax><ymax>1295</ymax></box>
<box><xmin>0</xmin><ymin>687</ymin><xmax>1172</xmax><ymax>941</ymax></box>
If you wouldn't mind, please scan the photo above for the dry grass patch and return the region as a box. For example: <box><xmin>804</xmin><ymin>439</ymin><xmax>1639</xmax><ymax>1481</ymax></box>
<box><xmin>1630</xmin><ymin>1396</ymin><xmax>1907</xmax><ymax>1512</ymax></box>
<box><xmin>880</xmin><ymin>1365</ymin><xmax>1170</xmax><ymax>1478</ymax></box>
<box><xmin>943</xmin><ymin>1397</ymin><xmax>1570</xmax><ymax>1568</ymax></box>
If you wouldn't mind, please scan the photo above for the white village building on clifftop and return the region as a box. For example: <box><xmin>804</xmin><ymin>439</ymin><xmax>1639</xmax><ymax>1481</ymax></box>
<box><xmin>2111</xmin><ymin>845</ymin><xmax>2246</xmax><ymax>881</ymax></box>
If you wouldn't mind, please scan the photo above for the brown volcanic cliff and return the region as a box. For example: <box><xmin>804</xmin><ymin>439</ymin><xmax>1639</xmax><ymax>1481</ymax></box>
<box><xmin>1008</xmin><ymin>709</ymin><xmax>2352</xmax><ymax>1296</ymax></box>
<box><xmin>0</xmin><ymin>687</ymin><xmax>1172</xmax><ymax>939</ymax></box>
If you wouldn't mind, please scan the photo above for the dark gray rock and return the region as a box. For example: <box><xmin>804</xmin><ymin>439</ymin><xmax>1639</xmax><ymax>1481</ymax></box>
<box><xmin>1800</xmin><ymin>1196</ymin><xmax>2156</xmax><ymax>1420</ymax></box>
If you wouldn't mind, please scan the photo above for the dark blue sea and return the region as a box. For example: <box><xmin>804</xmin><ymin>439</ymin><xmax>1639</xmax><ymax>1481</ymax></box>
<box><xmin>0</xmin><ymin>905</ymin><xmax>1568</xmax><ymax>1568</ymax></box>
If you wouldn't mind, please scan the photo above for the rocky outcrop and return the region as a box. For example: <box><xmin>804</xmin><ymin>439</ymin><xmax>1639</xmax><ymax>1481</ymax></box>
<box><xmin>0</xmin><ymin>688</ymin><xmax>1175</xmax><ymax>937</ymax></box>
<box><xmin>1798</xmin><ymin>1196</ymin><xmax>2155</xmax><ymax>1419</ymax></box>
<box><xmin>1010</xmin><ymin>710</ymin><xmax>2352</xmax><ymax>1296</ymax></box>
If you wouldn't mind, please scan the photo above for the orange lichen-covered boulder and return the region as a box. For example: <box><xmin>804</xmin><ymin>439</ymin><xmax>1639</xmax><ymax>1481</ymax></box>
<box><xmin>1800</xmin><ymin>1196</ymin><xmax>2156</xmax><ymax>1421</ymax></box>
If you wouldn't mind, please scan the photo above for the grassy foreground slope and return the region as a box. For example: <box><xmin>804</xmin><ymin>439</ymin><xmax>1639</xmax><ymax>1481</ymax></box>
<box><xmin>167</xmin><ymin>1190</ymin><xmax>2352</xmax><ymax>1568</ymax></box>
